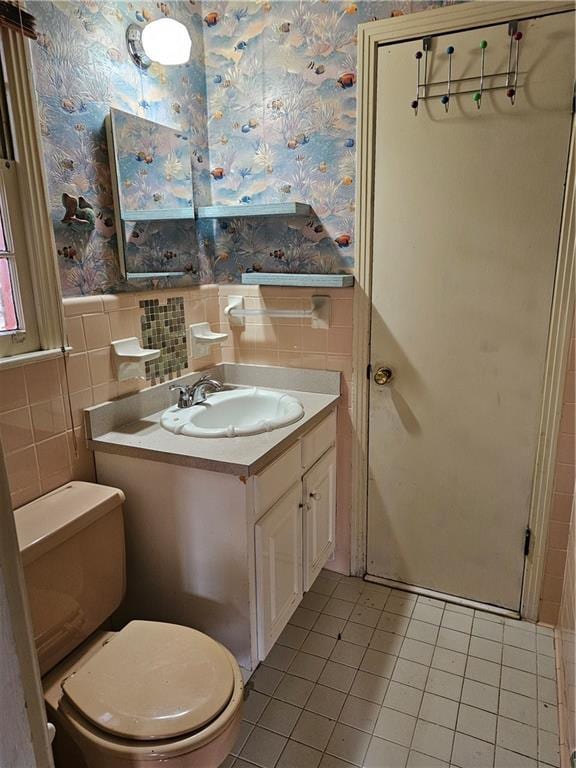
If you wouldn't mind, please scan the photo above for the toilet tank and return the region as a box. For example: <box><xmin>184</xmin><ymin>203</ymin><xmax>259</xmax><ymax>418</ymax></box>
<box><xmin>14</xmin><ymin>481</ymin><xmax>126</xmax><ymax>676</ymax></box>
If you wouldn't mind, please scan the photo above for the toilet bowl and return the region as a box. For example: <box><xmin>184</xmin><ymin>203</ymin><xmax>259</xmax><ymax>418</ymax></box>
<box><xmin>15</xmin><ymin>481</ymin><xmax>243</xmax><ymax>768</ymax></box>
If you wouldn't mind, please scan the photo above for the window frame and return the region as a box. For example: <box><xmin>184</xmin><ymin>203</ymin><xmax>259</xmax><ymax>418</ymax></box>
<box><xmin>0</xmin><ymin>26</ymin><xmax>63</xmax><ymax>364</ymax></box>
<box><xmin>0</xmin><ymin>157</ymin><xmax>41</xmax><ymax>355</ymax></box>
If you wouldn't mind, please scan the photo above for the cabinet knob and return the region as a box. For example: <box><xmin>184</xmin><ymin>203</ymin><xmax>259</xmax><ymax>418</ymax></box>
<box><xmin>309</xmin><ymin>492</ymin><xmax>321</xmax><ymax>500</ymax></box>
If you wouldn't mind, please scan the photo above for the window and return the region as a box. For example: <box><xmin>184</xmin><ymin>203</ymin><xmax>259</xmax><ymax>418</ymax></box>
<box><xmin>0</xmin><ymin>223</ymin><xmax>18</xmax><ymax>332</ymax></box>
<box><xmin>0</xmin><ymin>163</ymin><xmax>41</xmax><ymax>352</ymax></box>
<box><xmin>0</xmin><ymin>35</ymin><xmax>40</xmax><ymax>356</ymax></box>
<box><xmin>0</xmin><ymin>26</ymin><xmax>62</xmax><ymax>361</ymax></box>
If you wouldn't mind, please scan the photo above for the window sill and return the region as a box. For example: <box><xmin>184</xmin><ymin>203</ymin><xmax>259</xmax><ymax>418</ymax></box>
<box><xmin>0</xmin><ymin>346</ymin><xmax>71</xmax><ymax>370</ymax></box>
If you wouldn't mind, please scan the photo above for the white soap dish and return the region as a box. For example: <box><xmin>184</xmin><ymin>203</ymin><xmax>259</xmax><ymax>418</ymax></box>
<box><xmin>112</xmin><ymin>337</ymin><xmax>160</xmax><ymax>380</ymax></box>
<box><xmin>189</xmin><ymin>322</ymin><xmax>228</xmax><ymax>358</ymax></box>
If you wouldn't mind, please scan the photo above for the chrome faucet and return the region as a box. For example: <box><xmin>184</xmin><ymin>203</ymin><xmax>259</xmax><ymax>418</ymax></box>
<box><xmin>190</xmin><ymin>375</ymin><xmax>224</xmax><ymax>405</ymax></box>
<box><xmin>169</xmin><ymin>375</ymin><xmax>224</xmax><ymax>408</ymax></box>
<box><xmin>169</xmin><ymin>383</ymin><xmax>194</xmax><ymax>409</ymax></box>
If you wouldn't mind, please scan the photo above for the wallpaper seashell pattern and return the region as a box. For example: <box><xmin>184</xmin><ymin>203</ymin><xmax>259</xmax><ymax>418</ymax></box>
<box><xmin>29</xmin><ymin>0</ymin><xmax>453</xmax><ymax>295</ymax></box>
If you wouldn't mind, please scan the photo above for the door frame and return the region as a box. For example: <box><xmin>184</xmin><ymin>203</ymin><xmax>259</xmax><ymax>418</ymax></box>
<box><xmin>351</xmin><ymin>0</ymin><xmax>575</xmax><ymax>621</ymax></box>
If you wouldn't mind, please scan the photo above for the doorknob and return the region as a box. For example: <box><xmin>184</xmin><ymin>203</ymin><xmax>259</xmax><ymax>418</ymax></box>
<box><xmin>374</xmin><ymin>366</ymin><xmax>394</xmax><ymax>385</ymax></box>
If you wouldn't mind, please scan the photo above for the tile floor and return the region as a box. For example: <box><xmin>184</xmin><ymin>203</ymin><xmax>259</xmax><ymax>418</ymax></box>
<box><xmin>225</xmin><ymin>571</ymin><xmax>560</xmax><ymax>768</ymax></box>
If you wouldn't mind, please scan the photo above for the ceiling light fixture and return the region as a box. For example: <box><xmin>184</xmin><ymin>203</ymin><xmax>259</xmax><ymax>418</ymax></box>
<box><xmin>127</xmin><ymin>19</ymin><xmax>192</xmax><ymax>69</ymax></box>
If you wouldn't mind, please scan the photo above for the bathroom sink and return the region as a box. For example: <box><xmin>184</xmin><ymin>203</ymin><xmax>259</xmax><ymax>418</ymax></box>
<box><xmin>160</xmin><ymin>387</ymin><xmax>304</xmax><ymax>438</ymax></box>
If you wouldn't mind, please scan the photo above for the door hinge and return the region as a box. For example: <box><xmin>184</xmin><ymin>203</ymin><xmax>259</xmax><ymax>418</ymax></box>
<box><xmin>524</xmin><ymin>527</ymin><xmax>532</xmax><ymax>557</ymax></box>
<box><xmin>366</xmin><ymin>363</ymin><xmax>372</xmax><ymax>380</ymax></box>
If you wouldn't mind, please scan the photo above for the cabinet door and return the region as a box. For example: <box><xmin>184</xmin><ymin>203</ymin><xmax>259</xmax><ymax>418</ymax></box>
<box><xmin>255</xmin><ymin>482</ymin><xmax>303</xmax><ymax>659</ymax></box>
<box><xmin>303</xmin><ymin>447</ymin><xmax>336</xmax><ymax>591</ymax></box>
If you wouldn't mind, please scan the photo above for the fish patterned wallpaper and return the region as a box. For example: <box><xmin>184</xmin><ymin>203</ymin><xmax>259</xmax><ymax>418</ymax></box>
<box><xmin>29</xmin><ymin>0</ymin><xmax>452</xmax><ymax>295</ymax></box>
<box><xmin>29</xmin><ymin>0</ymin><xmax>211</xmax><ymax>295</ymax></box>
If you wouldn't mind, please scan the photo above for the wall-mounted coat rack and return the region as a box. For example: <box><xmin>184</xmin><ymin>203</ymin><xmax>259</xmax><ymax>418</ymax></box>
<box><xmin>411</xmin><ymin>21</ymin><xmax>523</xmax><ymax>115</ymax></box>
<box><xmin>224</xmin><ymin>295</ymin><xmax>331</xmax><ymax>329</ymax></box>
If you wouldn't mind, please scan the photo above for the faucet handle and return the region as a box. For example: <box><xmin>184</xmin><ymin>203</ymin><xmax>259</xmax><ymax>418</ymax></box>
<box><xmin>169</xmin><ymin>383</ymin><xmax>193</xmax><ymax>408</ymax></box>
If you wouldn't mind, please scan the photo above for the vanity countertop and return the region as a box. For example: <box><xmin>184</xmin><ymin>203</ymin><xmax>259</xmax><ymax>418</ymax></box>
<box><xmin>85</xmin><ymin>364</ymin><xmax>340</xmax><ymax>476</ymax></box>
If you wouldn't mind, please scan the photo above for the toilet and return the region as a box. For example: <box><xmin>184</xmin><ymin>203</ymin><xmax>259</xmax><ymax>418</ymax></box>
<box><xmin>15</xmin><ymin>481</ymin><xmax>243</xmax><ymax>768</ymax></box>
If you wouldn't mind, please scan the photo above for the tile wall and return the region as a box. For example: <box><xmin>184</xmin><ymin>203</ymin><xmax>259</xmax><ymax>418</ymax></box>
<box><xmin>0</xmin><ymin>287</ymin><xmax>572</xmax><ymax>589</ymax></box>
<box><xmin>0</xmin><ymin>284</ymin><xmax>353</xmax><ymax>573</ymax></box>
<box><xmin>556</xmin><ymin>501</ymin><xmax>574</xmax><ymax>768</ymax></box>
<box><xmin>0</xmin><ymin>286</ymin><xmax>218</xmax><ymax>510</ymax></box>
<box><xmin>539</xmin><ymin>328</ymin><xmax>576</xmax><ymax>626</ymax></box>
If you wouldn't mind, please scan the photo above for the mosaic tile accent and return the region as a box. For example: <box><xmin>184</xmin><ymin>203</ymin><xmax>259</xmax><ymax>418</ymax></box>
<box><xmin>139</xmin><ymin>297</ymin><xmax>188</xmax><ymax>383</ymax></box>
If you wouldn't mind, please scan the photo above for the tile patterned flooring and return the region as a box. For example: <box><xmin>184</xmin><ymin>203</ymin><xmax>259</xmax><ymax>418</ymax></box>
<box><xmin>225</xmin><ymin>571</ymin><xmax>560</xmax><ymax>768</ymax></box>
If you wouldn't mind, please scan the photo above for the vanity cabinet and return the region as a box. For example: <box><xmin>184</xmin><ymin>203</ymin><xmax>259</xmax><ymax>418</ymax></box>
<box><xmin>303</xmin><ymin>446</ymin><xmax>336</xmax><ymax>592</ymax></box>
<box><xmin>94</xmin><ymin>407</ymin><xmax>337</xmax><ymax>674</ymax></box>
<box><xmin>255</xmin><ymin>483</ymin><xmax>303</xmax><ymax>658</ymax></box>
<box><xmin>254</xmin><ymin>412</ymin><xmax>337</xmax><ymax>658</ymax></box>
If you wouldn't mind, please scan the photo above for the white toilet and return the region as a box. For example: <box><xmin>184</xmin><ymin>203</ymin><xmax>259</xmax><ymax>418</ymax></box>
<box><xmin>15</xmin><ymin>481</ymin><xmax>243</xmax><ymax>768</ymax></box>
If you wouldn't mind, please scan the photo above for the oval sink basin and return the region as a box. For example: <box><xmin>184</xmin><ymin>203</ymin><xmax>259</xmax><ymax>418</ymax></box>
<box><xmin>160</xmin><ymin>387</ymin><xmax>304</xmax><ymax>438</ymax></box>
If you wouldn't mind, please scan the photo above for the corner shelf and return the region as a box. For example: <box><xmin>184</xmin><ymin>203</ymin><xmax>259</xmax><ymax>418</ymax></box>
<box><xmin>196</xmin><ymin>202</ymin><xmax>311</xmax><ymax>219</ymax></box>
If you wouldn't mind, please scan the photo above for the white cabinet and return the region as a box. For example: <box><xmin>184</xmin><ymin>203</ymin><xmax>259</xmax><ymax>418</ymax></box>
<box><xmin>301</xmin><ymin>410</ymin><xmax>336</xmax><ymax>471</ymax></box>
<box><xmin>303</xmin><ymin>446</ymin><xmax>336</xmax><ymax>591</ymax></box>
<box><xmin>255</xmin><ymin>483</ymin><xmax>303</xmax><ymax>658</ymax></box>
<box><xmin>95</xmin><ymin>407</ymin><xmax>337</xmax><ymax>674</ymax></box>
<box><xmin>254</xmin><ymin>416</ymin><xmax>337</xmax><ymax>660</ymax></box>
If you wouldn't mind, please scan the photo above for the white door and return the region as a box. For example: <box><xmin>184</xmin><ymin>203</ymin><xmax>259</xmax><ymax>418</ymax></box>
<box><xmin>255</xmin><ymin>482</ymin><xmax>303</xmax><ymax>659</ymax></box>
<box><xmin>303</xmin><ymin>447</ymin><xmax>336</xmax><ymax>591</ymax></box>
<box><xmin>367</xmin><ymin>13</ymin><xmax>574</xmax><ymax>611</ymax></box>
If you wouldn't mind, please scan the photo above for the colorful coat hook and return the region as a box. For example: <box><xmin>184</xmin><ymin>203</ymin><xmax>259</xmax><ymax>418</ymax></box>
<box><xmin>411</xmin><ymin>50</ymin><xmax>423</xmax><ymax>114</ymax></box>
<box><xmin>443</xmin><ymin>45</ymin><xmax>454</xmax><ymax>111</ymax></box>
<box><xmin>410</xmin><ymin>23</ymin><xmax>523</xmax><ymax>115</ymax></box>
<box><xmin>506</xmin><ymin>23</ymin><xmax>522</xmax><ymax>104</ymax></box>
<box><xmin>473</xmin><ymin>40</ymin><xmax>488</xmax><ymax>108</ymax></box>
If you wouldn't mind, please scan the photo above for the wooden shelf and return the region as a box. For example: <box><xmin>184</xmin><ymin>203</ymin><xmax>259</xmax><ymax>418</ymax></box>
<box><xmin>241</xmin><ymin>273</ymin><xmax>354</xmax><ymax>288</ymax></box>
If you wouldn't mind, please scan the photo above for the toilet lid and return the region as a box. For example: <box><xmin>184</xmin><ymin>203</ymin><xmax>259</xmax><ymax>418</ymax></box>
<box><xmin>62</xmin><ymin>620</ymin><xmax>235</xmax><ymax>741</ymax></box>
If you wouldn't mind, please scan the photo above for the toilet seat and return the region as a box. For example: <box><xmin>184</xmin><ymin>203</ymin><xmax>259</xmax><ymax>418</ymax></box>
<box><xmin>62</xmin><ymin>621</ymin><xmax>235</xmax><ymax>741</ymax></box>
<box><xmin>44</xmin><ymin>626</ymin><xmax>244</xmax><ymax>766</ymax></box>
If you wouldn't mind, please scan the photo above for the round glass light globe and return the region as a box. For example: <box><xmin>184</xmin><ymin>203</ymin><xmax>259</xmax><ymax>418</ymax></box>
<box><xmin>141</xmin><ymin>18</ymin><xmax>191</xmax><ymax>66</ymax></box>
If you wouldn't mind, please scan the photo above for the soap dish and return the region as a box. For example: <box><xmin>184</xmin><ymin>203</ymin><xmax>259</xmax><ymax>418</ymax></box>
<box><xmin>112</xmin><ymin>337</ymin><xmax>160</xmax><ymax>380</ymax></box>
<box><xmin>190</xmin><ymin>322</ymin><xmax>228</xmax><ymax>358</ymax></box>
